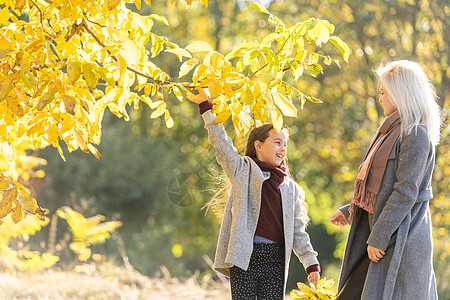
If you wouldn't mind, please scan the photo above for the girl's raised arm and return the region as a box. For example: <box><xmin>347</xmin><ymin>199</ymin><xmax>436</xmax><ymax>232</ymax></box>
<box><xmin>187</xmin><ymin>89</ymin><xmax>246</xmax><ymax>179</ymax></box>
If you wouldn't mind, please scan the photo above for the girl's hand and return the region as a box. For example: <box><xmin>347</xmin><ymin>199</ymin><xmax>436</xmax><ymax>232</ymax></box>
<box><xmin>186</xmin><ymin>87</ymin><xmax>209</xmax><ymax>104</ymax></box>
<box><xmin>329</xmin><ymin>210</ymin><xmax>348</xmax><ymax>227</ymax></box>
<box><xmin>308</xmin><ymin>271</ymin><xmax>320</xmax><ymax>285</ymax></box>
<box><xmin>367</xmin><ymin>244</ymin><xmax>385</xmax><ymax>263</ymax></box>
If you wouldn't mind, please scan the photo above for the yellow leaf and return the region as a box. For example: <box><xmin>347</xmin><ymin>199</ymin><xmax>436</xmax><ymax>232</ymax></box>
<box><xmin>143</xmin><ymin>0</ymin><xmax>151</xmax><ymax>6</ymax></box>
<box><xmin>0</xmin><ymin>7</ymin><xmax>10</xmax><ymax>26</ymax></box>
<box><xmin>0</xmin><ymin>198</ymin><xmax>12</xmax><ymax>218</ymax></box>
<box><xmin>15</xmin><ymin>0</ymin><xmax>27</xmax><ymax>10</ymax></box>
<box><xmin>11</xmin><ymin>202</ymin><xmax>24</xmax><ymax>224</ymax></box>
<box><xmin>0</xmin><ymin>176</ymin><xmax>10</xmax><ymax>190</ymax></box>
<box><xmin>267</xmin><ymin>105</ymin><xmax>283</xmax><ymax>132</ymax></box>
<box><xmin>208</xmin><ymin>80</ymin><xmax>223</xmax><ymax>98</ymax></box>
<box><xmin>1</xmin><ymin>142</ymin><xmax>14</xmax><ymax>162</ymax></box>
<box><xmin>179</xmin><ymin>58</ymin><xmax>199</xmax><ymax>78</ymax></box>
<box><xmin>117</xmin><ymin>53</ymin><xmax>127</xmax><ymax>76</ymax></box>
<box><xmin>329</xmin><ymin>36</ymin><xmax>350</xmax><ymax>62</ymax></box>
<box><xmin>0</xmin><ymin>187</ymin><xmax>17</xmax><ymax>218</ymax></box>
<box><xmin>37</xmin><ymin>87</ymin><xmax>57</xmax><ymax>110</ymax></box>
<box><xmin>165</xmin><ymin>47</ymin><xmax>192</xmax><ymax>62</ymax></box>
<box><xmin>94</xmin><ymin>66</ymin><xmax>115</xmax><ymax>87</ymax></box>
<box><xmin>123</xmin><ymin>39</ymin><xmax>141</xmax><ymax>66</ymax></box>
<box><xmin>172</xmin><ymin>86</ymin><xmax>183</xmax><ymax>101</ymax></box>
<box><xmin>107</xmin><ymin>0</ymin><xmax>121</xmax><ymax>10</ymax></box>
<box><xmin>151</xmin><ymin>36</ymin><xmax>165</xmax><ymax>58</ymax></box>
<box><xmin>271</xmin><ymin>91</ymin><xmax>297</xmax><ymax>117</ymax></box>
<box><xmin>83</xmin><ymin>63</ymin><xmax>97</xmax><ymax>89</ymax></box>
<box><xmin>87</xmin><ymin>143</ymin><xmax>101</xmax><ymax>160</ymax></box>
<box><xmin>149</xmin><ymin>14</ymin><xmax>169</xmax><ymax>26</ymax></box>
<box><xmin>0</xmin><ymin>48</ymin><xmax>14</xmax><ymax>59</ymax></box>
<box><xmin>192</xmin><ymin>64</ymin><xmax>208</xmax><ymax>84</ymax></box>
<box><xmin>68</xmin><ymin>61</ymin><xmax>82</xmax><ymax>84</ymax></box>
<box><xmin>134</xmin><ymin>0</ymin><xmax>141</xmax><ymax>10</ymax></box>
<box><xmin>200</xmin><ymin>0</ymin><xmax>208</xmax><ymax>7</ymax></box>
<box><xmin>247</xmin><ymin>2</ymin><xmax>270</xmax><ymax>14</ymax></box>
<box><xmin>0</xmin><ymin>75</ymin><xmax>14</xmax><ymax>102</ymax></box>
<box><xmin>57</xmin><ymin>142</ymin><xmax>66</xmax><ymax>162</ymax></box>
<box><xmin>165</xmin><ymin>110</ymin><xmax>174</xmax><ymax>128</ymax></box>
<box><xmin>62</xmin><ymin>95</ymin><xmax>77</xmax><ymax>115</ymax></box>
<box><xmin>150</xmin><ymin>101</ymin><xmax>166</xmax><ymax>119</ymax></box>
<box><xmin>214</xmin><ymin>108</ymin><xmax>231</xmax><ymax>124</ymax></box>
<box><xmin>185</xmin><ymin>41</ymin><xmax>214</xmax><ymax>53</ymax></box>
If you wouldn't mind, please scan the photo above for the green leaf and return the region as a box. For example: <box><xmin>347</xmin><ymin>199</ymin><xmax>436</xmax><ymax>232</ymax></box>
<box><xmin>243</xmin><ymin>49</ymin><xmax>259</xmax><ymax>66</ymax></box>
<box><xmin>307</xmin><ymin>63</ymin><xmax>323</xmax><ymax>77</ymax></box>
<box><xmin>247</xmin><ymin>2</ymin><xmax>270</xmax><ymax>14</ymax></box>
<box><xmin>329</xmin><ymin>36</ymin><xmax>350</xmax><ymax>62</ymax></box>
<box><xmin>261</xmin><ymin>47</ymin><xmax>278</xmax><ymax>65</ymax></box>
<box><xmin>151</xmin><ymin>36</ymin><xmax>165</xmax><ymax>58</ymax></box>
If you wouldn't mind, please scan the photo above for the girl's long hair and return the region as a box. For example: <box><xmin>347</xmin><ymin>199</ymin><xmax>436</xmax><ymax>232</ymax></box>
<box><xmin>203</xmin><ymin>124</ymin><xmax>310</xmax><ymax>225</ymax></box>
<box><xmin>376</xmin><ymin>60</ymin><xmax>442</xmax><ymax>146</ymax></box>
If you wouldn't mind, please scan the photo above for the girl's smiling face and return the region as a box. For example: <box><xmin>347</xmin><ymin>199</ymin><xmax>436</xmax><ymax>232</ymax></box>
<box><xmin>254</xmin><ymin>129</ymin><xmax>288</xmax><ymax>167</ymax></box>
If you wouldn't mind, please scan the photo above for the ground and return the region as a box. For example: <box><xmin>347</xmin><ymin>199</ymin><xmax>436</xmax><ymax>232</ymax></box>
<box><xmin>0</xmin><ymin>263</ymin><xmax>231</xmax><ymax>300</ymax></box>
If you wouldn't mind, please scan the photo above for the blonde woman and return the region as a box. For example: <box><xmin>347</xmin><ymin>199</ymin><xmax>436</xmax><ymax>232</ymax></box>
<box><xmin>330</xmin><ymin>60</ymin><xmax>441</xmax><ymax>299</ymax></box>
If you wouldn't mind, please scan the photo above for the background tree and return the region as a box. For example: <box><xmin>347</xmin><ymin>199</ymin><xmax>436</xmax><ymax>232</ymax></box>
<box><xmin>1</xmin><ymin>0</ymin><xmax>448</xmax><ymax>297</ymax></box>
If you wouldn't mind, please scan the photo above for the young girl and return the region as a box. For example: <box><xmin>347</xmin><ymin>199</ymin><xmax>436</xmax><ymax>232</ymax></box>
<box><xmin>187</xmin><ymin>89</ymin><xmax>320</xmax><ymax>300</ymax></box>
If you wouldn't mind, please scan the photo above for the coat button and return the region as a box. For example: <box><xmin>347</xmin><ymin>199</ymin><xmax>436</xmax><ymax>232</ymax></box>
<box><xmin>253</xmin><ymin>208</ymin><xmax>257</xmax><ymax>213</ymax></box>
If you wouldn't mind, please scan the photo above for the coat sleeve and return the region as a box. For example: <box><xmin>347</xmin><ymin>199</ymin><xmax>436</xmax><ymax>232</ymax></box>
<box><xmin>367</xmin><ymin>126</ymin><xmax>432</xmax><ymax>250</ymax></box>
<box><xmin>339</xmin><ymin>204</ymin><xmax>351</xmax><ymax>224</ymax></box>
<box><xmin>292</xmin><ymin>186</ymin><xmax>320</xmax><ymax>270</ymax></box>
<box><xmin>202</xmin><ymin>110</ymin><xmax>246</xmax><ymax>179</ymax></box>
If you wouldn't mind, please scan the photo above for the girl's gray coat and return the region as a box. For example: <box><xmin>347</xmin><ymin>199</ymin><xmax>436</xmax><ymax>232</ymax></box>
<box><xmin>202</xmin><ymin>111</ymin><xmax>319</xmax><ymax>297</ymax></box>
<box><xmin>339</xmin><ymin>125</ymin><xmax>438</xmax><ymax>299</ymax></box>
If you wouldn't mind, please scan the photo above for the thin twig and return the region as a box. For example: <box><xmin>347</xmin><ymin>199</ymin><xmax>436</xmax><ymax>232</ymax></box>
<box><xmin>29</xmin><ymin>0</ymin><xmax>56</xmax><ymax>38</ymax></box>
<box><xmin>81</xmin><ymin>19</ymin><xmax>173</xmax><ymax>86</ymax></box>
<box><xmin>248</xmin><ymin>31</ymin><xmax>294</xmax><ymax>78</ymax></box>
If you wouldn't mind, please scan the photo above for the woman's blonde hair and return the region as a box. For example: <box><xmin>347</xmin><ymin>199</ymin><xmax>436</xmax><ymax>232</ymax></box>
<box><xmin>203</xmin><ymin>124</ymin><xmax>310</xmax><ymax>225</ymax></box>
<box><xmin>376</xmin><ymin>60</ymin><xmax>442</xmax><ymax>146</ymax></box>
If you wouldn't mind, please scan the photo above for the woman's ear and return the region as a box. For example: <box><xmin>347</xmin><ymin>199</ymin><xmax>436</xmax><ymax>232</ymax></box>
<box><xmin>254</xmin><ymin>140</ymin><xmax>261</xmax><ymax>152</ymax></box>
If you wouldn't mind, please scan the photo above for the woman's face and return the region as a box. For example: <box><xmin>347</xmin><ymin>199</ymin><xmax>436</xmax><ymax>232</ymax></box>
<box><xmin>254</xmin><ymin>129</ymin><xmax>287</xmax><ymax>167</ymax></box>
<box><xmin>379</xmin><ymin>84</ymin><xmax>397</xmax><ymax>116</ymax></box>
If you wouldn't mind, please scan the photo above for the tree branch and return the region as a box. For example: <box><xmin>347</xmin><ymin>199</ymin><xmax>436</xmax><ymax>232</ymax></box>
<box><xmin>81</xmin><ymin>19</ymin><xmax>173</xmax><ymax>86</ymax></box>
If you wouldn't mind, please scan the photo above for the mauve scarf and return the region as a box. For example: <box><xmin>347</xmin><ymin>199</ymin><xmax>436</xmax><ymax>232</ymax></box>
<box><xmin>349</xmin><ymin>111</ymin><xmax>401</xmax><ymax>220</ymax></box>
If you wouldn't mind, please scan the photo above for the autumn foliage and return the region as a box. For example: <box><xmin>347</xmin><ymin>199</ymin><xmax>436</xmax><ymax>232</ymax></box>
<box><xmin>0</xmin><ymin>0</ymin><xmax>348</xmax><ymax>224</ymax></box>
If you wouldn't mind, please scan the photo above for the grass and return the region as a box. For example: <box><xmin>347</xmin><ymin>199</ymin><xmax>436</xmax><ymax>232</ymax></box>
<box><xmin>0</xmin><ymin>262</ymin><xmax>230</xmax><ymax>300</ymax></box>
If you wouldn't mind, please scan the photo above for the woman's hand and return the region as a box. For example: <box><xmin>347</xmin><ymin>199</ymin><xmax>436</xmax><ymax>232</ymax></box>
<box><xmin>367</xmin><ymin>244</ymin><xmax>385</xmax><ymax>263</ymax></box>
<box><xmin>308</xmin><ymin>271</ymin><xmax>320</xmax><ymax>285</ymax></box>
<box><xmin>329</xmin><ymin>210</ymin><xmax>349</xmax><ymax>227</ymax></box>
<box><xmin>186</xmin><ymin>87</ymin><xmax>209</xmax><ymax>104</ymax></box>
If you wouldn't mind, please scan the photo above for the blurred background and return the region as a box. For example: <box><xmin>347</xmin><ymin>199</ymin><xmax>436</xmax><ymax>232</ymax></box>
<box><xmin>18</xmin><ymin>0</ymin><xmax>448</xmax><ymax>298</ymax></box>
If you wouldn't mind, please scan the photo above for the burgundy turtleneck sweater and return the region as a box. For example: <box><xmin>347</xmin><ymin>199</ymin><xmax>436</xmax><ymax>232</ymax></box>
<box><xmin>253</xmin><ymin>158</ymin><xmax>287</xmax><ymax>245</ymax></box>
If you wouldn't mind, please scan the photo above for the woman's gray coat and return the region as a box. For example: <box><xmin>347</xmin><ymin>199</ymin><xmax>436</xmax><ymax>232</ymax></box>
<box><xmin>339</xmin><ymin>125</ymin><xmax>438</xmax><ymax>299</ymax></box>
<box><xmin>202</xmin><ymin>111</ymin><xmax>319</xmax><ymax>298</ymax></box>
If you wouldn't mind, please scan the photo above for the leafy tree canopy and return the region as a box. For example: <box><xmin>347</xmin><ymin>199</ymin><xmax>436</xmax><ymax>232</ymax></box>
<box><xmin>0</xmin><ymin>0</ymin><xmax>349</xmax><ymax>223</ymax></box>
